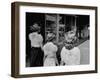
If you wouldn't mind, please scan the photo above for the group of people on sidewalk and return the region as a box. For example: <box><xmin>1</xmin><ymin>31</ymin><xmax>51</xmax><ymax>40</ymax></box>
<box><xmin>28</xmin><ymin>23</ymin><xmax>80</xmax><ymax>67</ymax></box>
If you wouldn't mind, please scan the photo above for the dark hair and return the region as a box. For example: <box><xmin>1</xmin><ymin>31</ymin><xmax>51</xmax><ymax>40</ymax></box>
<box><xmin>29</xmin><ymin>23</ymin><xmax>40</xmax><ymax>32</ymax></box>
<box><xmin>47</xmin><ymin>37</ymin><xmax>55</xmax><ymax>42</ymax></box>
<box><xmin>46</xmin><ymin>33</ymin><xmax>55</xmax><ymax>42</ymax></box>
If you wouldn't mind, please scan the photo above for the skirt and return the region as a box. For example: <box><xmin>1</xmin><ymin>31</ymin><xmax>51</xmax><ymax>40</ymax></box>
<box><xmin>30</xmin><ymin>47</ymin><xmax>44</xmax><ymax>67</ymax></box>
<box><xmin>44</xmin><ymin>57</ymin><xmax>56</xmax><ymax>66</ymax></box>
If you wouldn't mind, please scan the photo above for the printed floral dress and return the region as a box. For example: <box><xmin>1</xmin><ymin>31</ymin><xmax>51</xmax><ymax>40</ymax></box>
<box><xmin>43</xmin><ymin>42</ymin><xmax>58</xmax><ymax>66</ymax></box>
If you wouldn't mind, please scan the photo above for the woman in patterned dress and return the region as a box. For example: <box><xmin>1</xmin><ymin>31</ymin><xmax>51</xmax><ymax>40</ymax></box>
<box><xmin>43</xmin><ymin>33</ymin><xmax>59</xmax><ymax>66</ymax></box>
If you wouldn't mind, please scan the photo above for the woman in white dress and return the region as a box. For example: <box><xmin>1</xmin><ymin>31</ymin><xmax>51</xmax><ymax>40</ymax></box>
<box><xmin>43</xmin><ymin>33</ymin><xmax>58</xmax><ymax>66</ymax></box>
<box><xmin>60</xmin><ymin>29</ymin><xmax>80</xmax><ymax>65</ymax></box>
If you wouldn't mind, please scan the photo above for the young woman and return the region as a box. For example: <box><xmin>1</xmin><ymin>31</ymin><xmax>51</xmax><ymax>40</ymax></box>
<box><xmin>29</xmin><ymin>23</ymin><xmax>44</xmax><ymax>67</ymax></box>
<box><xmin>60</xmin><ymin>28</ymin><xmax>80</xmax><ymax>65</ymax></box>
<box><xmin>43</xmin><ymin>33</ymin><xmax>59</xmax><ymax>66</ymax></box>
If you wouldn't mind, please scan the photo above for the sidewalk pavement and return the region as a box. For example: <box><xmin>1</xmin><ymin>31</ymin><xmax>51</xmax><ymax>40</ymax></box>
<box><xmin>78</xmin><ymin>40</ymin><xmax>90</xmax><ymax>64</ymax></box>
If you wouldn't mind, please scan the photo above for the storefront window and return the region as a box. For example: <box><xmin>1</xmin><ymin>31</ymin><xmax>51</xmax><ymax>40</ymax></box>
<box><xmin>45</xmin><ymin>14</ymin><xmax>77</xmax><ymax>44</ymax></box>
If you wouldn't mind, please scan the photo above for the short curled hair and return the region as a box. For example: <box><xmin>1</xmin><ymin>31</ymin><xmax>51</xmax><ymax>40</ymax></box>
<box><xmin>29</xmin><ymin>23</ymin><xmax>40</xmax><ymax>32</ymax></box>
